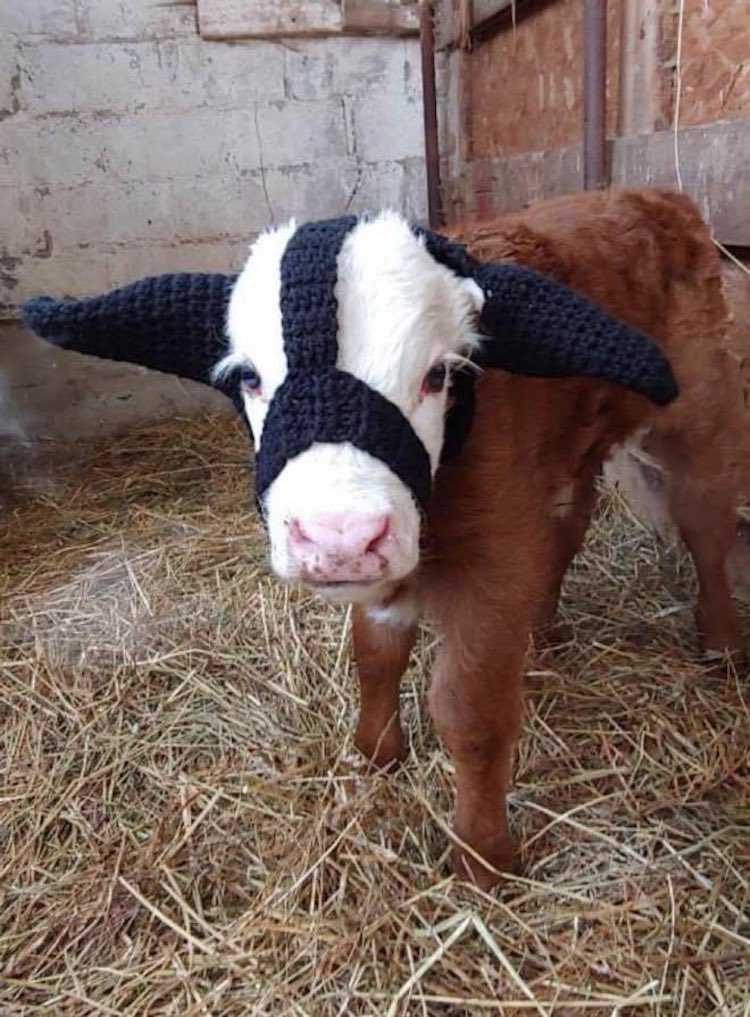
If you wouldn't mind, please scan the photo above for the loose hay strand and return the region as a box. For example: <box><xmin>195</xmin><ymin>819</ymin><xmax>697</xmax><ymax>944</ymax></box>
<box><xmin>1</xmin><ymin>414</ymin><xmax>749</xmax><ymax>1014</ymax></box>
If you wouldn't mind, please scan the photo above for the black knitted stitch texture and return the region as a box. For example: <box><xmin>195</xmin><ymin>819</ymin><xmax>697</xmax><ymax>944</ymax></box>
<box><xmin>417</xmin><ymin>226</ymin><xmax>678</xmax><ymax>406</ymax></box>
<box><xmin>256</xmin><ymin>370</ymin><xmax>433</xmax><ymax>512</ymax></box>
<box><xmin>22</xmin><ymin>272</ymin><xmax>242</xmax><ymax>410</ymax></box>
<box><xmin>254</xmin><ymin>216</ymin><xmax>434</xmax><ymax>511</ymax></box>
<box><xmin>474</xmin><ymin>261</ymin><xmax>679</xmax><ymax>405</ymax></box>
<box><xmin>279</xmin><ymin>217</ymin><xmax>357</xmax><ymax>372</ymax></box>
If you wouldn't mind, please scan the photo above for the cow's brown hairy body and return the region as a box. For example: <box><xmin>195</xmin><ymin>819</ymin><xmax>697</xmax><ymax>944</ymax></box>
<box><xmin>352</xmin><ymin>188</ymin><xmax>748</xmax><ymax>888</ymax></box>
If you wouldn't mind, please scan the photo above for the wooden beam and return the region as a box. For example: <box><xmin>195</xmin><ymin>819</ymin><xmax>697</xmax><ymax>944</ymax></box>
<box><xmin>612</xmin><ymin>120</ymin><xmax>750</xmax><ymax>246</ymax></box>
<box><xmin>448</xmin><ymin>119</ymin><xmax>750</xmax><ymax>246</ymax></box>
<box><xmin>435</xmin><ymin>0</ymin><xmax>554</xmax><ymax>50</ymax></box>
<box><xmin>420</xmin><ymin>0</ymin><xmax>443</xmax><ymax>226</ymax></box>
<box><xmin>197</xmin><ymin>0</ymin><xmax>418</xmax><ymax>40</ymax></box>
<box><xmin>437</xmin><ymin>1</ymin><xmax>509</xmax><ymax>49</ymax></box>
<box><xmin>344</xmin><ymin>0</ymin><xmax>419</xmax><ymax>35</ymax></box>
<box><xmin>617</xmin><ymin>0</ymin><xmax>664</xmax><ymax>136</ymax></box>
<box><xmin>198</xmin><ymin>0</ymin><xmax>340</xmax><ymax>39</ymax></box>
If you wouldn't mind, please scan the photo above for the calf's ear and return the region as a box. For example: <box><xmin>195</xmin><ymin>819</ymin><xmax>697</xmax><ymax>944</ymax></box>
<box><xmin>472</xmin><ymin>261</ymin><xmax>678</xmax><ymax>406</ymax></box>
<box><xmin>22</xmin><ymin>272</ymin><xmax>244</xmax><ymax>411</ymax></box>
<box><xmin>419</xmin><ymin>225</ymin><xmax>677</xmax><ymax>406</ymax></box>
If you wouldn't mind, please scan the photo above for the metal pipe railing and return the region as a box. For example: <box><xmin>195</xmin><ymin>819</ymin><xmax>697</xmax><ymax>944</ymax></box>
<box><xmin>419</xmin><ymin>0</ymin><xmax>443</xmax><ymax>226</ymax></box>
<box><xmin>583</xmin><ymin>0</ymin><xmax>608</xmax><ymax>190</ymax></box>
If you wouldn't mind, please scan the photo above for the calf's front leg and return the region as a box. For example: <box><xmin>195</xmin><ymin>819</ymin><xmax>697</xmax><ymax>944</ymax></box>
<box><xmin>351</xmin><ymin>605</ymin><xmax>417</xmax><ymax>770</ymax></box>
<box><xmin>428</xmin><ymin>630</ymin><xmax>527</xmax><ymax>890</ymax></box>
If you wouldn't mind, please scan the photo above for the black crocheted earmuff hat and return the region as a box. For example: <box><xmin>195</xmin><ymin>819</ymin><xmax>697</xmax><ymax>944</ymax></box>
<box><xmin>22</xmin><ymin>214</ymin><xmax>679</xmax><ymax>516</ymax></box>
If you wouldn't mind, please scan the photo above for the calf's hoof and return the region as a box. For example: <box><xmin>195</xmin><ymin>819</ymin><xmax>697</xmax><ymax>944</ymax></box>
<box><xmin>698</xmin><ymin>644</ymin><xmax>748</xmax><ymax>676</ymax></box>
<box><xmin>354</xmin><ymin>725</ymin><xmax>405</xmax><ymax>773</ymax></box>
<box><xmin>696</xmin><ymin>610</ymin><xmax>746</xmax><ymax>672</ymax></box>
<box><xmin>450</xmin><ymin>838</ymin><xmax>518</xmax><ymax>891</ymax></box>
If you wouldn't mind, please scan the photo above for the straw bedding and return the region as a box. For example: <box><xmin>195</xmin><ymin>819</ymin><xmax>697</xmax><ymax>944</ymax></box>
<box><xmin>1</xmin><ymin>414</ymin><xmax>749</xmax><ymax>1015</ymax></box>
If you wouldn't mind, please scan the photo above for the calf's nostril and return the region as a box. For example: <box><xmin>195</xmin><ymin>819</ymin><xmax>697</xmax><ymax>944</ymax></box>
<box><xmin>289</xmin><ymin>518</ymin><xmax>312</xmax><ymax>546</ymax></box>
<box><xmin>288</xmin><ymin>512</ymin><xmax>393</xmax><ymax>563</ymax></box>
<box><xmin>366</xmin><ymin>516</ymin><xmax>391</xmax><ymax>555</ymax></box>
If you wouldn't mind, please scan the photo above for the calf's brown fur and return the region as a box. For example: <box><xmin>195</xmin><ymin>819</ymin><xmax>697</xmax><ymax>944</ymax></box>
<box><xmin>352</xmin><ymin>188</ymin><xmax>748</xmax><ymax>889</ymax></box>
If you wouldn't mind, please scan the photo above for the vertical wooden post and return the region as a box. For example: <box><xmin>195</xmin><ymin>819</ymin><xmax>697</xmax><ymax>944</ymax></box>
<box><xmin>617</xmin><ymin>0</ymin><xmax>661</xmax><ymax>136</ymax></box>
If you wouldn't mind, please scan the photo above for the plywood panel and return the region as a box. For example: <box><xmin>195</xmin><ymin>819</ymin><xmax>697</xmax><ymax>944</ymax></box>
<box><xmin>678</xmin><ymin>0</ymin><xmax>750</xmax><ymax>127</ymax></box>
<box><xmin>435</xmin><ymin>0</ymin><xmax>749</xmax><ymax>241</ymax></box>
<box><xmin>466</xmin><ymin>0</ymin><xmax>622</xmax><ymax>159</ymax></box>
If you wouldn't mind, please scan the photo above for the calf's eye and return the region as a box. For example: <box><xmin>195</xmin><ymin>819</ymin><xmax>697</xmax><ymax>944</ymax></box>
<box><xmin>422</xmin><ymin>361</ymin><xmax>448</xmax><ymax>395</ymax></box>
<box><xmin>240</xmin><ymin>364</ymin><xmax>262</xmax><ymax>393</ymax></box>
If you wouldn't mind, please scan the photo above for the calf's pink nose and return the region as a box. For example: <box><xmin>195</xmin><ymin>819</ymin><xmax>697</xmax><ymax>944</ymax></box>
<box><xmin>289</xmin><ymin>513</ymin><xmax>391</xmax><ymax>561</ymax></box>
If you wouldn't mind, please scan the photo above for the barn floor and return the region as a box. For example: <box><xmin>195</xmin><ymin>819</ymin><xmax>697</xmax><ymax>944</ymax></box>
<box><xmin>1</xmin><ymin>415</ymin><xmax>749</xmax><ymax>1016</ymax></box>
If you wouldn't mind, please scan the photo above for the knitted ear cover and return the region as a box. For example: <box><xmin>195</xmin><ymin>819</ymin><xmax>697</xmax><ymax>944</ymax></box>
<box><xmin>417</xmin><ymin>228</ymin><xmax>679</xmax><ymax>407</ymax></box>
<box><xmin>255</xmin><ymin>217</ymin><xmax>433</xmax><ymax>512</ymax></box>
<box><xmin>22</xmin><ymin>273</ymin><xmax>243</xmax><ymax>411</ymax></box>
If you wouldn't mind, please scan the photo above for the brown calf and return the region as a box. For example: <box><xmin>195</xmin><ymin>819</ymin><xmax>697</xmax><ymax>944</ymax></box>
<box><xmin>352</xmin><ymin>188</ymin><xmax>748</xmax><ymax>888</ymax></box>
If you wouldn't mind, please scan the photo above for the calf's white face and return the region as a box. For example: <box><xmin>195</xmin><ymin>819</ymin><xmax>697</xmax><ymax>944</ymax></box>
<box><xmin>223</xmin><ymin>211</ymin><xmax>483</xmax><ymax>604</ymax></box>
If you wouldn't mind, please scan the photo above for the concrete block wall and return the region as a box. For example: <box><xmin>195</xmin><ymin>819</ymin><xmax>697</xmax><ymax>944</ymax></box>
<box><xmin>1</xmin><ymin>1</ymin><xmax>426</xmax><ymax>311</ymax></box>
<box><xmin>0</xmin><ymin>0</ymin><xmax>426</xmax><ymax>442</ymax></box>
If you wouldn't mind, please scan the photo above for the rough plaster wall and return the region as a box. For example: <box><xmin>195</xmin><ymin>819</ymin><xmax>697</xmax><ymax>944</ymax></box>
<box><xmin>0</xmin><ymin>321</ymin><xmax>233</xmax><ymax>451</ymax></box>
<box><xmin>0</xmin><ymin>0</ymin><xmax>426</xmax><ymax>441</ymax></box>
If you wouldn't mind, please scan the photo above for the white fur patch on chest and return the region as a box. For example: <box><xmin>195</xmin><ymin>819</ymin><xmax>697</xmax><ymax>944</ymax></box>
<box><xmin>366</xmin><ymin>595</ymin><xmax>421</xmax><ymax>629</ymax></box>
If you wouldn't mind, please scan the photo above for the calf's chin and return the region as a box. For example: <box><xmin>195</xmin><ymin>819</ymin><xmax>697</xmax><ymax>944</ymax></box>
<box><xmin>263</xmin><ymin>443</ymin><xmax>423</xmax><ymax>600</ymax></box>
<box><xmin>307</xmin><ymin>577</ymin><xmax>404</xmax><ymax>607</ymax></box>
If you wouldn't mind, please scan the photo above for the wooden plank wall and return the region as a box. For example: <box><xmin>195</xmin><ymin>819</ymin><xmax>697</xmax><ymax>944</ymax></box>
<box><xmin>436</xmin><ymin>0</ymin><xmax>750</xmax><ymax>244</ymax></box>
